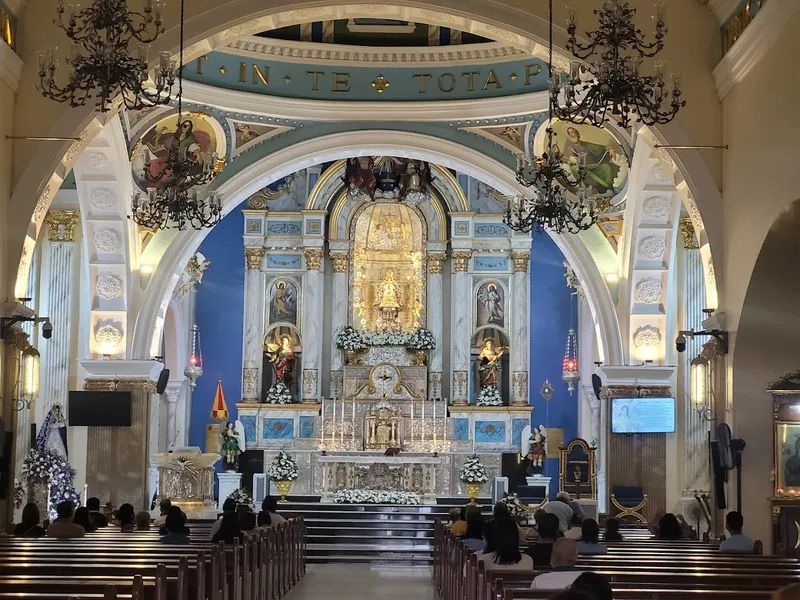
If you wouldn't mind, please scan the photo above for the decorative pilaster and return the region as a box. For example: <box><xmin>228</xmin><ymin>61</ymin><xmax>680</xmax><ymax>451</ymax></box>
<box><xmin>301</xmin><ymin>248</ymin><xmax>324</xmax><ymax>402</ymax></box>
<box><xmin>451</xmin><ymin>250</ymin><xmax>472</xmax><ymax>405</ymax></box>
<box><xmin>163</xmin><ymin>379</ymin><xmax>184</xmax><ymax>449</ymax></box>
<box><xmin>510</xmin><ymin>252</ymin><xmax>530</xmax><ymax>406</ymax></box>
<box><xmin>427</xmin><ymin>252</ymin><xmax>446</xmax><ymax>400</ymax></box>
<box><xmin>5</xmin><ymin>325</ymin><xmax>30</xmax><ymax>518</ymax></box>
<box><xmin>38</xmin><ymin>210</ymin><xmax>79</xmax><ymax>426</ymax></box>
<box><xmin>242</xmin><ymin>248</ymin><xmax>266</xmax><ymax>402</ymax></box>
<box><xmin>330</xmin><ymin>251</ymin><xmax>349</xmax><ymax>377</ymax></box>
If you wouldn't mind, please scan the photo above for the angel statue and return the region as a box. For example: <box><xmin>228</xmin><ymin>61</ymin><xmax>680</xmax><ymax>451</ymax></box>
<box><xmin>525</xmin><ymin>426</ymin><xmax>548</xmax><ymax>476</ymax></box>
<box><xmin>36</xmin><ymin>404</ymin><xmax>68</xmax><ymax>459</ymax></box>
<box><xmin>220</xmin><ymin>420</ymin><xmax>246</xmax><ymax>470</ymax></box>
<box><xmin>477</xmin><ymin>338</ymin><xmax>507</xmax><ymax>390</ymax></box>
<box><xmin>265</xmin><ymin>334</ymin><xmax>297</xmax><ymax>386</ymax></box>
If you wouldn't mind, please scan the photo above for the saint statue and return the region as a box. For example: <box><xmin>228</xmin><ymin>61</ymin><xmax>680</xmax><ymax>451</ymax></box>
<box><xmin>379</xmin><ymin>271</ymin><xmax>401</xmax><ymax>309</ymax></box>
<box><xmin>36</xmin><ymin>404</ymin><xmax>68</xmax><ymax>459</ymax></box>
<box><xmin>220</xmin><ymin>421</ymin><xmax>245</xmax><ymax>470</ymax></box>
<box><xmin>477</xmin><ymin>338</ymin><xmax>507</xmax><ymax>390</ymax></box>
<box><xmin>526</xmin><ymin>426</ymin><xmax>548</xmax><ymax>476</ymax></box>
<box><xmin>265</xmin><ymin>334</ymin><xmax>297</xmax><ymax>386</ymax></box>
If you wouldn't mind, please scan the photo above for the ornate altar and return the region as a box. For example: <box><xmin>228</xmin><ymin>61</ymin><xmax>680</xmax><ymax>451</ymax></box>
<box><xmin>769</xmin><ymin>374</ymin><xmax>800</xmax><ymax>556</ymax></box>
<box><xmin>365</xmin><ymin>400</ymin><xmax>402</xmax><ymax>450</ymax></box>
<box><xmin>559</xmin><ymin>438</ymin><xmax>597</xmax><ymax>499</ymax></box>
<box><xmin>152</xmin><ymin>448</ymin><xmax>220</xmax><ymax>518</ymax></box>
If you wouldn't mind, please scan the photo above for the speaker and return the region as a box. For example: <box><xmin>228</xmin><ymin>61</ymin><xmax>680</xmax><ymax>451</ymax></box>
<box><xmin>156</xmin><ymin>368</ymin><xmax>170</xmax><ymax>394</ymax></box>
<box><xmin>592</xmin><ymin>373</ymin><xmax>603</xmax><ymax>400</ymax></box>
<box><xmin>239</xmin><ymin>449</ymin><xmax>264</xmax><ymax>492</ymax></box>
<box><xmin>0</xmin><ymin>431</ymin><xmax>13</xmax><ymax>500</ymax></box>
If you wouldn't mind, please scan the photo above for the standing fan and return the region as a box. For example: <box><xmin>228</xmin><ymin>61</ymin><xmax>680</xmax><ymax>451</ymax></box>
<box><xmin>715</xmin><ymin>423</ymin><xmax>746</xmax><ymax>512</ymax></box>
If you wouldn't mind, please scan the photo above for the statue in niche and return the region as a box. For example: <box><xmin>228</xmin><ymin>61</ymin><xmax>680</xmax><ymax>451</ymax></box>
<box><xmin>36</xmin><ymin>404</ymin><xmax>68</xmax><ymax>459</ymax></box>
<box><xmin>376</xmin><ymin>271</ymin><xmax>402</xmax><ymax>331</ymax></box>
<box><xmin>526</xmin><ymin>426</ymin><xmax>548</xmax><ymax>476</ymax></box>
<box><xmin>265</xmin><ymin>334</ymin><xmax>297</xmax><ymax>386</ymax></box>
<box><xmin>344</xmin><ymin>157</ymin><xmax>377</xmax><ymax>199</ymax></box>
<box><xmin>477</xmin><ymin>338</ymin><xmax>507</xmax><ymax>390</ymax></box>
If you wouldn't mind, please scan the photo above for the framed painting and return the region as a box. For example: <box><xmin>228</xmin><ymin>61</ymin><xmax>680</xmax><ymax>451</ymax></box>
<box><xmin>268</xmin><ymin>278</ymin><xmax>299</xmax><ymax>326</ymax></box>
<box><xmin>775</xmin><ymin>422</ymin><xmax>800</xmax><ymax>495</ymax></box>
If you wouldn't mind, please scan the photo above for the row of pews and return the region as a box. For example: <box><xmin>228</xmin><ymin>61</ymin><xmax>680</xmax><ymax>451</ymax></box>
<box><xmin>0</xmin><ymin>518</ymin><xmax>306</xmax><ymax>600</ymax></box>
<box><xmin>433</xmin><ymin>521</ymin><xmax>797</xmax><ymax>599</ymax></box>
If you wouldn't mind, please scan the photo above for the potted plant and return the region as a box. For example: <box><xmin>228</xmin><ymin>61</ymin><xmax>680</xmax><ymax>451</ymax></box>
<box><xmin>268</xmin><ymin>451</ymin><xmax>299</xmax><ymax>502</ymax></box>
<box><xmin>459</xmin><ymin>454</ymin><xmax>488</xmax><ymax>505</ymax></box>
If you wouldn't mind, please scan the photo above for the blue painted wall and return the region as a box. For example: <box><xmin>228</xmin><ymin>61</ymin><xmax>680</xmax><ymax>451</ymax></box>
<box><xmin>529</xmin><ymin>232</ymin><xmax>579</xmax><ymax>497</ymax></box>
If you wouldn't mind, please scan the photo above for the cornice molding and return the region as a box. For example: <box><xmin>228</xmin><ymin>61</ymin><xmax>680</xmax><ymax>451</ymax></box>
<box><xmin>221</xmin><ymin>36</ymin><xmax>526</xmax><ymax>67</ymax></box>
<box><xmin>182</xmin><ymin>78</ymin><xmax>547</xmax><ymax>122</ymax></box>
<box><xmin>0</xmin><ymin>39</ymin><xmax>21</xmax><ymax>92</ymax></box>
<box><xmin>713</xmin><ymin>0</ymin><xmax>800</xmax><ymax>99</ymax></box>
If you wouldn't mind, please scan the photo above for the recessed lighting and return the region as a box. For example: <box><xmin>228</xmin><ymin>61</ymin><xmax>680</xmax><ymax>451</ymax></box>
<box><xmin>606</xmin><ymin>273</ymin><xmax>619</xmax><ymax>283</ymax></box>
<box><xmin>140</xmin><ymin>264</ymin><xmax>154</xmax><ymax>274</ymax></box>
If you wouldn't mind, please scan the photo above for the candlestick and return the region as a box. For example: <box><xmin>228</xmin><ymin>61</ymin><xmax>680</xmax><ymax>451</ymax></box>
<box><xmin>421</xmin><ymin>399</ymin><xmax>425</xmax><ymax>444</ymax></box>
<box><xmin>410</xmin><ymin>401</ymin><xmax>414</xmax><ymax>445</ymax></box>
<box><xmin>340</xmin><ymin>396</ymin><xmax>345</xmax><ymax>444</ymax></box>
<box><xmin>320</xmin><ymin>397</ymin><xmax>325</xmax><ymax>447</ymax></box>
<box><xmin>83</xmin><ymin>483</ymin><xmax>88</xmax><ymax>506</ymax></box>
<box><xmin>443</xmin><ymin>398</ymin><xmax>447</xmax><ymax>443</ymax></box>
<box><xmin>352</xmin><ymin>397</ymin><xmax>356</xmax><ymax>444</ymax></box>
<box><xmin>332</xmin><ymin>396</ymin><xmax>336</xmax><ymax>446</ymax></box>
<box><xmin>471</xmin><ymin>422</ymin><xmax>476</xmax><ymax>454</ymax></box>
<box><xmin>433</xmin><ymin>398</ymin><xmax>437</xmax><ymax>444</ymax></box>
<box><xmin>47</xmin><ymin>482</ymin><xmax>52</xmax><ymax>518</ymax></box>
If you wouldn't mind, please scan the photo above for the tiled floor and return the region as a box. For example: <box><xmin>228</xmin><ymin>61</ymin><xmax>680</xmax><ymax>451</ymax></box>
<box><xmin>284</xmin><ymin>564</ymin><xmax>437</xmax><ymax>600</ymax></box>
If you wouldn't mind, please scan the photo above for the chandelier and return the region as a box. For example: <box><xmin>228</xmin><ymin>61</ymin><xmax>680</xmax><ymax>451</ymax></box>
<box><xmin>38</xmin><ymin>0</ymin><xmax>175</xmax><ymax>113</ymax></box>
<box><xmin>550</xmin><ymin>0</ymin><xmax>685</xmax><ymax>128</ymax></box>
<box><xmin>130</xmin><ymin>0</ymin><xmax>224</xmax><ymax>230</ymax></box>
<box><xmin>504</xmin><ymin>0</ymin><xmax>597</xmax><ymax>235</ymax></box>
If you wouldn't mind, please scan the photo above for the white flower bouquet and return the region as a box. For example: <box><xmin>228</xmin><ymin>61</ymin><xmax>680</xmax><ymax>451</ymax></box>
<box><xmin>13</xmin><ymin>448</ymin><xmax>79</xmax><ymax>511</ymax></box>
<box><xmin>335</xmin><ymin>326</ymin><xmax>365</xmax><ymax>351</ymax></box>
<box><xmin>268</xmin><ymin>451</ymin><xmax>299</xmax><ymax>482</ymax></box>
<box><xmin>459</xmin><ymin>455</ymin><xmax>489</xmax><ymax>484</ymax></box>
<box><xmin>499</xmin><ymin>493</ymin><xmax>528</xmax><ymax>519</ymax></box>
<box><xmin>228</xmin><ymin>488</ymin><xmax>253</xmax><ymax>507</ymax></box>
<box><xmin>265</xmin><ymin>381</ymin><xmax>293</xmax><ymax>404</ymax></box>
<box><xmin>407</xmin><ymin>328</ymin><xmax>436</xmax><ymax>350</ymax></box>
<box><xmin>476</xmin><ymin>386</ymin><xmax>503</xmax><ymax>406</ymax></box>
<box><xmin>360</xmin><ymin>330</ymin><xmax>411</xmax><ymax>346</ymax></box>
<box><xmin>333</xmin><ymin>489</ymin><xmax>421</xmax><ymax>505</ymax></box>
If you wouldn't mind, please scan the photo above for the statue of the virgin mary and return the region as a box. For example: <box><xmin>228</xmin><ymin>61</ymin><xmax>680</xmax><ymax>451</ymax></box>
<box><xmin>36</xmin><ymin>404</ymin><xmax>68</xmax><ymax>458</ymax></box>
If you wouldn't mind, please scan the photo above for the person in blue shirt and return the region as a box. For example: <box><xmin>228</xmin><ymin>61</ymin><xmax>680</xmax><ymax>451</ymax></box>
<box><xmin>719</xmin><ymin>511</ymin><xmax>754</xmax><ymax>553</ymax></box>
<box><xmin>576</xmin><ymin>518</ymin><xmax>607</xmax><ymax>555</ymax></box>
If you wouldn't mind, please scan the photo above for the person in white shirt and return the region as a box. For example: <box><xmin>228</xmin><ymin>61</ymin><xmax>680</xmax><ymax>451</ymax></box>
<box><xmin>544</xmin><ymin>492</ymin><xmax>575</xmax><ymax>533</ymax></box>
<box><xmin>719</xmin><ymin>511</ymin><xmax>755</xmax><ymax>553</ymax></box>
<box><xmin>531</xmin><ymin>538</ymin><xmax>581</xmax><ymax>589</ymax></box>
<box><xmin>565</xmin><ymin>514</ymin><xmax>583</xmax><ymax>540</ymax></box>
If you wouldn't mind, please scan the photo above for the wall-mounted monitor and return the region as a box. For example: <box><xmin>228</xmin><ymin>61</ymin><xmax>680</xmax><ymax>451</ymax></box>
<box><xmin>68</xmin><ymin>391</ymin><xmax>132</xmax><ymax>427</ymax></box>
<box><xmin>611</xmin><ymin>397</ymin><xmax>675</xmax><ymax>434</ymax></box>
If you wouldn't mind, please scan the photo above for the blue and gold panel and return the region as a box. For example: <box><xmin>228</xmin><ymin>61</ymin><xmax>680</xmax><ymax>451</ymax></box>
<box><xmin>245</xmin><ymin>218</ymin><xmax>263</xmax><ymax>235</ymax></box>
<box><xmin>475</xmin><ymin>421</ymin><xmax>506</xmax><ymax>443</ymax></box>
<box><xmin>453</xmin><ymin>220</ymin><xmax>471</xmax><ymax>237</ymax></box>
<box><xmin>474</xmin><ymin>223</ymin><xmax>509</xmax><ymax>238</ymax></box>
<box><xmin>240</xmin><ymin>416</ymin><xmax>256</xmax><ymax>443</ymax></box>
<box><xmin>305</xmin><ymin>219</ymin><xmax>323</xmax><ymax>235</ymax></box>
<box><xmin>299</xmin><ymin>416</ymin><xmax>315</xmax><ymax>438</ymax></box>
<box><xmin>454</xmin><ymin>418</ymin><xmax>469</xmax><ymax>441</ymax></box>
<box><xmin>267</xmin><ymin>221</ymin><xmax>302</xmax><ymax>236</ymax></box>
<box><xmin>267</xmin><ymin>254</ymin><xmax>302</xmax><ymax>270</ymax></box>
<box><xmin>512</xmin><ymin>419</ymin><xmax>529</xmax><ymax>448</ymax></box>
<box><xmin>263</xmin><ymin>418</ymin><xmax>294</xmax><ymax>439</ymax></box>
<box><xmin>457</xmin><ymin>174</ymin><xmax>469</xmax><ymax>196</ymax></box>
<box><xmin>473</xmin><ymin>256</ymin><xmax>509</xmax><ymax>272</ymax></box>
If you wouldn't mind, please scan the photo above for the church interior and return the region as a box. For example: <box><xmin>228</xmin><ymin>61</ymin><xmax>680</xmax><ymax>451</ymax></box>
<box><xmin>0</xmin><ymin>0</ymin><xmax>799</xmax><ymax>598</ymax></box>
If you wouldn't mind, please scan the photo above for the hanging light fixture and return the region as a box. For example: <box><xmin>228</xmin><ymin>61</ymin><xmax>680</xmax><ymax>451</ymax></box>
<box><xmin>38</xmin><ymin>0</ymin><xmax>175</xmax><ymax>113</ymax></box>
<box><xmin>17</xmin><ymin>345</ymin><xmax>40</xmax><ymax>411</ymax></box>
<box><xmin>690</xmin><ymin>355</ymin><xmax>712</xmax><ymax>421</ymax></box>
<box><xmin>505</xmin><ymin>0</ymin><xmax>597</xmax><ymax>235</ymax></box>
<box><xmin>550</xmin><ymin>0</ymin><xmax>685</xmax><ymax>128</ymax></box>
<box><xmin>183</xmin><ymin>324</ymin><xmax>204</xmax><ymax>389</ymax></box>
<box><xmin>561</xmin><ymin>328</ymin><xmax>580</xmax><ymax>395</ymax></box>
<box><xmin>130</xmin><ymin>0</ymin><xmax>223</xmax><ymax>230</ymax></box>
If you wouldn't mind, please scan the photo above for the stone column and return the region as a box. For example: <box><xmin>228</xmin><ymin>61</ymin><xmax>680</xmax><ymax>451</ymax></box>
<box><xmin>510</xmin><ymin>252</ymin><xmax>531</xmax><ymax>406</ymax></box>
<box><xmin>329</xmin><ymin>251</ymin><xmax>348</xmax><ymax>397</ymax></box>
<box><xmin>38</xmin><ymin>211</ymin><xmax>79</xmax><ymax>425</ymax></box>
<box><xmin>164</xmin><ymin>379</ymin><xmax>185</xmax><ymax>449</ymax></box>
<box><xmin>4</xmin><ymin>325</ymin><xmax>29</xmax><ymax>522</ymax></box>
<box><xmin>450</xmin><ymin>250</ymin><xmax>472</xmax><ymax>405</ymax></box>
<box><xmin>427</xmin><ymin>253</ymin><xmax>446</xmax><ymax>399</ymax></box>
<box><xmin>242</xmin><ymin>248</ymin><xmax>266</xmax><ymax>402</ymax></box>
<box><xmin>301</xmin><ymin>249</ymin><xmax>324</xmax><ymax>403</ymax></box>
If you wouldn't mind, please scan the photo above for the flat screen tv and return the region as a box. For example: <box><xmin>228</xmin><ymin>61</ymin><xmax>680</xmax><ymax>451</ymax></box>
<box><xmin>68</xmin><ymin>391</ymin><xmax>132</xmax><ymax>427</ymax></box>
<box><xmin>610</xmin><ymin>397</ymin><xmax>675</xmax><ymax>434</ymax></box>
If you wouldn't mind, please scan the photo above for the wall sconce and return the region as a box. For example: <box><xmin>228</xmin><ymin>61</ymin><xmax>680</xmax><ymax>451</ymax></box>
<box><xmin>690</xmin><ymin>355</ymin><xmax>713</xmax><ymax>421</ymax></box>
<box><xmin>16</xmin><ymin>345</ymin><xmax>40</xmax><ymax>411</ymax></box>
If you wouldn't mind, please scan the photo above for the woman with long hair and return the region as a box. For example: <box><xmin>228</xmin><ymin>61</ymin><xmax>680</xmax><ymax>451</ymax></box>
<box><xmin>480</xmin><ymin>518</ymin><xmax>533</xmax><ymax>571</ymax></box>
<box><xmin>12</xmin><ymin>503</ymin><xmax>45</xmax><ymax>537</ymax></box>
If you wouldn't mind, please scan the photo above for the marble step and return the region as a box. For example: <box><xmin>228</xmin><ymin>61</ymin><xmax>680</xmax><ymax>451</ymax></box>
<box><xmin>307</xmin><ymin>534</ymin><xmax>433</xmax><ymax>545</ymax></box>
<box><xmin>306</xmin><ymin>554</ymin><xmax>433</xmax><ymax>565</ymax></box>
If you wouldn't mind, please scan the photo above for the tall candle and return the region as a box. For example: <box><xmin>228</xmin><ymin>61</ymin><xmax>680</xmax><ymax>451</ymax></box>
<box><xmin>47</xmin><ymin>482</ymin><xmax>52</xmax><ymax>517</ymax></box>
<box><xmin>443</xmin><ymin>398</ymin><xmax>447</xmax><ymax>442</ymax></box>
<box><xmin>83</xmin><ymin>483</ymin><xmax>88</xmax><ymax>506</ymax></box>
<box><xmin>410</xmin><ymin>401</ymin><xmax>414</xmax><ymax>444</ymax></box>
<box><xmin>421</xmin><ymin>400</ymin><xmax>425</xmax><ymax>443</ymax></box>
<box><xmin>332</xmin><ymin>397</ymin><xmax>336</xmax><ymax>444</ymax></box>
<box><xmin>341</xmin><ymin>396</ymin><xmax>345</xmax><ymax>444</ymax></box>
<box><xmin>352</xmin><ymin>397</ymin><xmax>356</xmax><ymax>444</ymax></box>
<box><xmin>320</xmin><ymin>397</ymin><xmax>325</xmax><ymax>444</ymax></box>
<box><xmin>433</xmin><ymin>398</ymin><xmax>437</xmax><ymax>443</ymax></box>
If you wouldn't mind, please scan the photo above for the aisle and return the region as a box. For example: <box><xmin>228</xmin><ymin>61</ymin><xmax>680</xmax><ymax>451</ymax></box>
<box><xmin>283</xmin><ymin>564</ymin><xmax>437</xmax><ymax>600</ymax></box>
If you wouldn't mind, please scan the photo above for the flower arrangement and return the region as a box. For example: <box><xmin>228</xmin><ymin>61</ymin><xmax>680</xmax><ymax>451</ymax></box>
<box><xmin>459</xmin><ymin>455</ymin><xmax>489</xmax><ymax>484</ymax></box>
<box><xmin>265</xmin><ymin>381</ymin><xmax>293</xmax><ymax>404</ymax></box>
<box><xmin>228</xmin><ymin>488</ymin><xmax>252</xmax><ymax>507</ymax></box>
<box><xmin>335</xmin><ymin>326</ymin><xmax>365</xmax><ymax>351</ymax></box>
<box><xmin>13</xmin><ymin>449</ymin><xmax>79</xmax><ymax>513</ymax></box>
<box><xmin>476</xmin><ymin>386</ymin><xmax>503</xmax><ymax>407</ymax></box>
<box><xmin>268</xmin><ymin>451</ymin><xmax>299</xmax><ymax>482</ymax></box>
<box><xmin>333</xmin><ymin>489</ymin><xmax>421</xmax><ymax>505</ymax></box>
<box><xmin>407</xmin><ymin>328</ymin><xmax>436</xmax><ymax>350</ymax></box>
<box><xmin>360</xmin><ymin>330</ymin><xmax>411</xmax><ymax>346</ymax></box>
<box><xmin>499</xmin><ymin>493</ymin><xmax>528</xmax><ymax>519</ymax></box>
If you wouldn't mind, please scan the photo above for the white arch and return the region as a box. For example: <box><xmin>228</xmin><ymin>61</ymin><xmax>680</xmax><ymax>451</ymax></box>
<box><xmin>130</xmin><ymin>130</ymin><xmax>624</xmax><ymax>367</ymax></box>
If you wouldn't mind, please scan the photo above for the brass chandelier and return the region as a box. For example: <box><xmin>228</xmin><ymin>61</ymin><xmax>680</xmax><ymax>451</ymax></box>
<box><xmin>38</xmin><ymin>0</ymin><xmax>175</xmax><ymax>113</ymax></box>
<box><xmin>550</xmin><ymin>0</ymin><xmax>685</xmax><ymax>128</ymax></box>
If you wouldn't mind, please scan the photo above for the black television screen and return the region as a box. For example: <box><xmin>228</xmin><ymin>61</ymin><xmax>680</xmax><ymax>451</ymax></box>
<box><xmin>68</xmin><ymin>391</ymin><xmax>132</xmax><ymax>427</ymax></box>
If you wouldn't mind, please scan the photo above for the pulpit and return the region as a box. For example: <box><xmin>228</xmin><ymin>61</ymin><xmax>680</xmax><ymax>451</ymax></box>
<box><xmin>152</xmin><ymin>447</ymin><xmax>220</xmax><ymax>519</ymax></box>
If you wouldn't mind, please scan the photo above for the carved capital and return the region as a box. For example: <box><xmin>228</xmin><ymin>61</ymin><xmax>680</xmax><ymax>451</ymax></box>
<box><xmin>304</xmin><ymin>249</ymin><xmax>323</xmax><ymax>271</ymax></box>
<box><xmin>679</xmin><ymin>217</ymin><xmax>699</xmax><ymax>249</ymax></box>
<box><xmin>451</xmin><ymin>251</ymin><xmax>472</xmax><ymax>272</ymax></box>
<box><xmin>45</xmin><ymin>210</ymin><xmax>79</xmax><ymax>242</ymax></box>
<box><xmin>244</xmin><ymin>247</ymin><xmax>266</xmax><ymax>270</ymax></box>
<box><xmin>427</xmin><ymin>253</ymin><xmax>446</xmax><ymax>274</ymax></box>
<box><xmin>330</xmin><ymin>252</ymin><xmax>348</xmax><ymax>273</ymax></box>
<box><xmin>511</xmin><ymin>252</ymin><xmax>531</xmax><ymax>273</ymax></box>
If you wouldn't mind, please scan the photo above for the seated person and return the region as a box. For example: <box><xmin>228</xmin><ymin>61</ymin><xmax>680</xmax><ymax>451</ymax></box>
<box><xmin>212</xmin><ymin>512</ymin><xmax>243</xmax><ymax>544</ymax></box>
<box><xmin>73</xmin><ymin>506</ymin><xmax>97</xmax><ymax>533</ymax></box>
<box><xmin>603</xmin><ymin>517</ymin><xmax>623</xmax><ymax>542</ymax></box>
<box><xmin>461</xmin><ymin>506</ymin><xmax>486</xmax><ymax>552</ymax></box>
<box><xmin>530</xmin><ymin>538</ymin><xmax>581</xmax><ymax>589</ymax></box>
<box><xmin>136</xmin><ymin>510</ymin><xmax>151</xmax><ymax>530</ymax></box>
<box><xmin>570</xmin><ymin>572</ymin><xmax>613</xmax><ymax>600</ymax></box>
<box><xmin>159</xmin><ymin>510</ymin><xmax>191</xmax><ymax>545</ymax></box>
<box><xmin>159</xmin><ymin>506</ymin><xmax>190</xmax><ymax>535</ymax></box>
<box><xmin>259</xmin><ymin>496</ymin><xmax>288</xmax><ymax>528</ymax></box>
<box><xmin>577</xmin><ymin>519</ymin><xmax>607</xmax><ymax>555</ymax></box>
<box><xmin>240</xmin><ymin>511</ymin><xmax>257</xmax><ymax>532</ymax></box>
<box><xmin>493</xmin><ymin>502</ymin><xmax>527</xmax><ymax>540</ymax></box>
<box><xmin>719</xmin><ymin>511</ymin><xmax>755</xmax><ymax>553</ymax></box>
<box><xmin>447</xmin><ymin>507</ymin><xmax>462</xmax><ymax>528</ymax></box>
<box><xmin>565</xmin><ymin>514</ymin><xmax>583</xmax><ymax>540</ymax></box>
<box><xmin>210</xmin><ymin>498</ymin><xmax>237</xmax><ymax>539</ymax></box>
<box><xmin>479</xmin><ymin>518</ymin><xmax>534</xmax><ymax>572</ymax></box>
<box><xmin>47</xmin><ymin>501</ymin><xmax>85</xmax><ymax>539</ymax></box>
<box><xmin>12</xmin><ymin>503</ymin><xmax>45</xmax><ymax>537</ymax></box>
<box><xmin>544</xmin><ymin>492</ymin><xmax>575</xmax><ymax>533</ymax></box>
<box><xmin>86</xmin><ymin>497</ymin><xmax>109</xmax><ymax>528</ymax></box>
<box><xmin>525</xmin><ymin>513</ymin><xmax>559</xmax><ymax>567</ymax></box>
<box><xmin>118</xmin><ymin>503</ymin><xmax>136</xmax><ymax>532</ymax></box>
<box><xmin>154</xmin><ymin>498</ymin><xmax>171</xmax><ymax>527</ymax></box>
<box><xmin>656</xmin><ymin>513</ymin><xmax>684</xmax><ymax>540</ymax></box>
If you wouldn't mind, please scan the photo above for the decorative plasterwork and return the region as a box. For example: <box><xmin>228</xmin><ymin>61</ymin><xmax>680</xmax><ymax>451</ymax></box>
<box><xmin>330</xmin><ymin>252</ymin><xmax>348</xmax><ymax>273</ymax></box>
<box><xmin>244</xmin><ymin>247</ymin><xmax>266</xmax><ymax>270</ymax></box>
<box><xmin>45</xmin><ymin>210</ymin><xmax>79</xmax><ymax>242</ymax></box>
<box><xmin>642</xmin><ymin>196</ymin><xmax>671</xmax><ymax>220</ymax></box>
<box><xmin>633</xmin><ymin>325</ymin><xmax>662</xmax><ymax>350</ymax></box>
<box><xmin>304</xmin><ymin>249</ymin><xmax>323</xmax><ymax>271</ymax></box>
<box><xmin>96</xmin><ymin>274</ymin><xmax>124</xmax><ymax>300</ymax></box>
<box><xmin>452</xmin><ymin>251</ymin><xmax>472</xmax><ymax>272</ymax></box>
<box><xmin>635</xmin><ymin>278</ymin><xmax>663</xmax><ymax>305</ymax></box>
<box><xmin>638</xmin><ymin>236</ymin><xmax>666</xmax><ymax>260</ymax></box>
<box><xmin>511</xmin><ymin>252</ymin><xmax>530</xmax><ymax>273</ymax></box>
